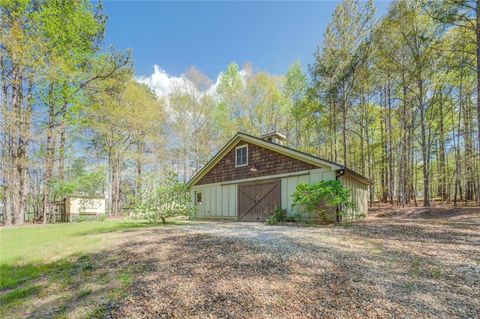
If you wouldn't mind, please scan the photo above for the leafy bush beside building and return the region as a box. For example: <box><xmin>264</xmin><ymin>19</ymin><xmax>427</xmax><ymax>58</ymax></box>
<box><xmin>292</xmin><ymin>180</ymin><xmax>356</xmax><ymax>223</ymax></box>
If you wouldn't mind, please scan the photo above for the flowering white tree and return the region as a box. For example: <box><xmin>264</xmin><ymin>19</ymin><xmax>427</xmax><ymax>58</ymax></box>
<box><xmin>134</xmin><ymin>174</ymin><xmax>195</xmax><ymax>223</ymax></box>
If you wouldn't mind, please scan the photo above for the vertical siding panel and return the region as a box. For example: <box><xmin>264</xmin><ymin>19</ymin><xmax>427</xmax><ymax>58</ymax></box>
<box><xmin>209</xmin><ymin>186</ymin><xmax>214</xmax><ymax>215</ymax></box>
<box><xmin>339</xmin><ymin>176</ymin><xmax>368</xmax><ymax>219</ymax></box>
<box><xmin>355</xmin><ymin>182</ymin><xmax>359</xmax><ymax>218</ymax></box>
<box><xmin>208</xmin><ymin>186</ymin><xmax>213</xmax><ymax>216</ymax></box>
<box><xmin>233</xmin><ymin>184</ymin><xmax>238</xmax><ymax>218</ymax></box>
<box><xmin>356</xmin><ymin>182</ymin><xmax>359</xmax><ymax>217</ymax></box>
<box><xmin>280</xmin><ymin>173</ymin><xmax>313</xmax><ymax>213</ymax></box>
<box><xmin>353</xmin><ymin>180</ymin><xmax>356</xmax><ymax>217</ymax></box>
<box><xmin>211</xmin><ymin>186</ymin><xmax>216</xmax><ymax>216</ymax></box>
<box><xmin>222</xmin><ymin>186</ymin><xmax>229</xmax><ymax>216</ymax></box>
<box><xmin>298</xmin><ymin>174</ymin><xmax>309</xmax><ymax>184</ymax></box>
<box><xmin>365</xmin><ymin>185</ymin><xmax>368</xmax><ymax>215</ymax></box>
<box><xmin>351</xmin><ymin>180</ymin><xmax>355</xmax><ymax>217</ymax></box>
<box><xmin>204</xmin><ymin>187</ymin><xmax>210</xmax><ymax>216</ymax></box>
<box><xmin>323</xmin><ymin>171</ymin><xmax>335</xmax><ymax>180</ymax></box>
<box><xmin>360</xmin><ymin>184</ymin><xmax>364</xmax><ymax>216</ymax></box>
<box><xmin>362</xmin><ymin>185</ymin><xmax>365</xmax><ymax>215</ymax></box>
<box><xmin>287</xmin><ymin>177</ymin><xmax>297</xmax><ymax>212</ymax></box>
<box><xmin>200</xmin><ymin>189</ymin><xmax>205</xmax><ymax>216</ymax></box>
<box><xmin>281</xmin><ymin>178</ymin><xmax>288</xmax><ymax>210</ymax></box>
<box><xmin>353</xmin><ymin>180</ymin><xmax>357</xmax><ymax>218</ymax></box>
<box><xmin>216</xmin><ymin>185</ymin><xmax>222</xmax><ymax>216</ymax></box>
<box><xmin>228</xmin><ymin>185</ymin><xmax>235</xmax><ymax>217</ymax></box>
<box><xmin>310</xmin><ymin>170</ymin><xmax>323</xmax><ymax>183</ymax></box>
<box><xmin>364</xmin><ymin>184</ymin><xmax>368</xmax><ymax>215</ymax></box>
<box><xmin>211</xmin><ymin>186</ymin><xmax>215</xmax><ymax>216</ymax></box>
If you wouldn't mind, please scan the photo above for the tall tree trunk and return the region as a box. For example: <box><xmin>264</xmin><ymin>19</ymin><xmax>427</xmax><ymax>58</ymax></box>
<box><xmin>333</xmin><ymin>98</ymin><xmax>338</xmax><ymax>163</ymax></box>
<box><xmin>58</xmin><ymin>86</ymin><xmax>68</xmax><ymax>182</ymax></box>
<box><xmin>111</xmin><ymin>151</ymin><xmax>121</xmax><ymax>216</ymax></box>
<box><xmin>328</xmin><ymin>98</ymin><xmax>334</xmax><ymax>161</ymax></box>
<box><xmin>365</xmin><ymin>106</ymin><xmax>374</xmax><ymax>207</ymax></box>
<box><xmin>16</xmin><ymin>77</ymin><xmax>33</xmax><ymax>225</ymax></box>
<box><xmin>10</xmin><ymin>65</ymin><xmax>22</xmax><ymax>224</ymax></box>
<box><xmin>474</xmin><ymin>0</ymin><xmax>480</xmax><ymax>206</ymax></box>
<box><xmin>418</xmin><ymin>79</ymin><xmax>430</xmax><ymax>207</ymax></box>
<box><xmin>360</xmin><ymin>94</ymin><xmax>366</xmax><ymax>176</ymax></box>
<box><xmin>342</xmin><ymin>88</ymin><xmax>348</xmax><ymax>166</ymax></box>
<box><xmin>135</xmin><ymin>138</ymin><xmax>144</xmax><ymax>196</ymax></box>
<box><xmin>43</xmin><ymin>84</ymin><xmax>56</xmax><ymax>224</ymax></box>
<box><xmin>454</xmin><ymin>61</ymin><xmax>465</xmax><ymax>207</ymax></box>
<box><xmin>1</xmin><ymin>56</ymin><xmax>12</xmax><ymax>225</ymax></box>
<box><xmin>400</xmin><ymin>81</ymin><xmax>408</xmax><ymax>207</ymax></box>
<box><xmin>463</xmin><ymin>95</ymin><xmax>475</xmax><ymax>203</ymax></box>
<box><xmin>476</xmin><ymin>0</ymin><xmax>480</xmax><ymax>182</ymax></box>
<box><xmin>438</xmin><ymin>101</ymin><xmax>447</xmax><ymax>201</ymax></box>
<box><xmin>380</xmin><ymin>105</ymin><xmax>386</xmax><ymax>202</ymax></box>
<box><xmin>407</xmin><ymin>98</ymin><xmax>415</xmax><ymax>205</ymax></box>
<box><xmin>387</xmin><ymin>80</ymin><xmax>394</xmax><ymax>205</ymax></box>
<box><xmin>295</xmin><ymin>115</ymin><xmax>301</xmax><ymax>149</ymax></box>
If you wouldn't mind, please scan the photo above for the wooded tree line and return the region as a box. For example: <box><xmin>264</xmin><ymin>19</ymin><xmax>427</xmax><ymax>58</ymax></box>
<box><xmin>1</xmin><ymin>0</ymin><xmax>479</xmax><ymax>225</ymax></box>
<box><xmin>308</xmin><ymin>0</ymin><xmax>480</xmax><ymax>208</ymax></box>
<box><xmin>0</xmin><ymin>0</ymin><xmax>146</xmax><ymax>224</ymax></box>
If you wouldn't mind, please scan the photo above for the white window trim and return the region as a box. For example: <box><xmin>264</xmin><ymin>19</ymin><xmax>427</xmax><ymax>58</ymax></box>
<box><xmin>235</xmin><ymin>145</ymin><xmax>248</xmax><ymax>167</ymax></box>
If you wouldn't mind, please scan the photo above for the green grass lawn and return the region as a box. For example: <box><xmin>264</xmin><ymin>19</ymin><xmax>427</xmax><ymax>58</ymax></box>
<box><xmin>0</xmin><ymin>220</ymin><xmax>154</xmax><ymax>264</ymax></box>
<box><xmin>0</xmin><ymin>219</ymin><xmax>164</xmax><ymax>318</ymax></box>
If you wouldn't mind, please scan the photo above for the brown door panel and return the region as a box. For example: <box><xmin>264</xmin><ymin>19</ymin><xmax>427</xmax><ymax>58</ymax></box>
<box><xmin>238</xmin><ymin>179</ymin><xmax>280</xmax><ymax>222</ymax></box>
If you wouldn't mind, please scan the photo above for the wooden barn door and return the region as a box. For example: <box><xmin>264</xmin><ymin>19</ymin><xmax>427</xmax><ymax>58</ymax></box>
<box><xmin>238</xmin><ymin>179</ymin><xmax>280</xmax><ymax>221</ymax></box>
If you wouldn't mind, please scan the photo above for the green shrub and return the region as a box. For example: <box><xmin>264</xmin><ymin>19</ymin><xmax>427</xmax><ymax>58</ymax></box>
<box><xmin>266</xmin><ymin>208</ymin><xmax>299</xmax><ymax>225</ymax></box>
<box><xmin>292</xmin><ymin>180</ymin><xmax>356</xmax><ymax>223</ymax></box>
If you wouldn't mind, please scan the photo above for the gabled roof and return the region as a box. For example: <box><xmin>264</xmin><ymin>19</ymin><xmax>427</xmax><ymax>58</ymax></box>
<box><xmin>187</xmin><ymin>132</ymin><xmax>369</xmax><ymax>187</ymax></box>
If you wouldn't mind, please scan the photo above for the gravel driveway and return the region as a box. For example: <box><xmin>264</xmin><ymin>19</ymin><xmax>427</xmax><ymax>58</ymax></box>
<box><xmin>108</xmin><ymin>211</ymin><xmax>480</xmax><ymax>318</ymax></box>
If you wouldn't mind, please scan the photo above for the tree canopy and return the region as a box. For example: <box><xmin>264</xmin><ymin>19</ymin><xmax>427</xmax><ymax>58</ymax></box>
<box><xmin>1</xmin><ymin>0</ymin><xmax>479</xmax><ymax>225</ymax></box>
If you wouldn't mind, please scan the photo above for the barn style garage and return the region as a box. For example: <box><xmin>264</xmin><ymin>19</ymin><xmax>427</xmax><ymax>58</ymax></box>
<box><xmin>187</xmin><ymin>132</ymin><xmax>370</xmax><ymax>222</ymax></box>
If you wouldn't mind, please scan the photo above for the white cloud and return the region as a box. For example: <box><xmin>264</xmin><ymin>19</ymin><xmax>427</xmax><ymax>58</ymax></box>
<box><xmin>136</xmin><ymin>64</ymin><xmax>250</xmax><ymax>100</ymax></box>
<box><xmin>136</xmin><ymin>65</ymin><xmax>189</xmax><ymax>98</ymax></box>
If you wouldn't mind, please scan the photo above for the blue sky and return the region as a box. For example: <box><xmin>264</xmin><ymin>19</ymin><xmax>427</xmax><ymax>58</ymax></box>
<box><xmin>103</xmin><ymin>1</ymin><xmax>390</xmax><ymax>82</ymax></box>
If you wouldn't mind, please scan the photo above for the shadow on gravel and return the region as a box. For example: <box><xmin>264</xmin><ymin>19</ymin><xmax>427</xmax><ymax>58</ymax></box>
<box><xmin>106</xmin><ymin>222</ymin><xmax>480</xmax><ymax>318</ymax></box>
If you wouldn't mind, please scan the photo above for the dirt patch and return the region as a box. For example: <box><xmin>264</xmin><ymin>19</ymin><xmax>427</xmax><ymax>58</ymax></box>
<box><xmin>369</xmin><ymin>206</ymin><xmax>480</xmax><ymax>224</ymax></box>
<box><xmin>103</xmin><ymin>214</ymin><xmax>480</xmax><ymax>318</ymax></box>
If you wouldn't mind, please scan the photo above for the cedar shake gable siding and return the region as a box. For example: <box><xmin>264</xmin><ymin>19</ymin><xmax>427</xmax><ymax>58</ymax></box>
<box><xmin>196</xmin><ymin>141</ymin><xmax>318</xmax><ymax>185</ymax></box>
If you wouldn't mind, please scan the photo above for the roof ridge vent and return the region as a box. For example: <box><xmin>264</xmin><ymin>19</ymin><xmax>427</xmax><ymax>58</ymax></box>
<box><xmin>259</xmin><ymin>131</ymin><xmax>287</xmax><ymax>145</ymax></box>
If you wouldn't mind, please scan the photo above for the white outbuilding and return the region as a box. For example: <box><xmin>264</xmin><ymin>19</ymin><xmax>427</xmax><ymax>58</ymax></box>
<box><xmin>187</xmin><ymin>132</ymin><xmax>370</xmax><ymax>222</ymax></box>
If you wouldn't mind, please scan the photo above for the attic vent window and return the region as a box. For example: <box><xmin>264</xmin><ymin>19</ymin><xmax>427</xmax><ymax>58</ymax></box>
<box><xmin>235</xmin><ymin>145</ymin><xmax>248</xmax><ymax>167</ymax></box>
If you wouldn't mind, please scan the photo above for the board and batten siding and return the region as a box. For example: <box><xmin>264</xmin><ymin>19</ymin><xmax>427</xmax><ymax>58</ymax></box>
<box><xmin>192</xmin><ymin>183</ymin><xmax>237</xmax><ymax>219</ymax></box>
<box><xmin>280</xmin><ymin>168</ymin><xmax>336</xmax><ymax>213</ymax></box>
<box><xmin>191</xmin><ymin>168</ymin><xmax>336</xmax><ymax>219</ymax></box>
<box><xmin>339</xmin><ymin>175</ymin><xmax>368</xmax><ymax>219</ymax></box>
